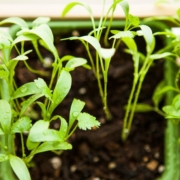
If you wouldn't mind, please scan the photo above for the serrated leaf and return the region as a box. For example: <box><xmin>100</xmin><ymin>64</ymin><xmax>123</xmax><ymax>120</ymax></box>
<box><xmin>32</xmin><ymin>17</ymin><xmax>50</xmax><ymax>27</ymax></box>
<box><xmin>27</xmin><ymin>120</ymin><xmax>49</xmax><ymax>150</ymax></box>
<box><xmin>0</xmin><ymin>17</ymin><xmax>28</xmax><ymax>29</ymax></box>
<box><xmin>0</xmin><ymin>100</ymin><xmax>11</xmax><ymax>133</ymax></box>
<box><xmin>65</xmin><ymin>57</ymin><xmax>87</xmax><ymax>70</ymax></box>
<box><xmin>9</xmin><ymin>155</ymin><xmax>31</xmax><ymax>180</ymax></box>
<box><xmin>34</xmin><ymin>141</ymin><xmax>72</xmax><ymax>154</ymax></box>
<box><xmin>128</xmin><ymin>14</ymin><xmax>140</xmax><ymax>26</ymax></box>
<box><xmin>50</xmin><ymin>70</ymin><xmax>72</xmax><ymax>113</ymax></box>
<box><xmin>69</xmin><ymin>99</ymin><xmax>85</xmax><ymax>131</ymax></box>
<box><xmin>11</xmin><ymin>116</ymin><xmax>32</xmax><ymax>133</ymax></box>
<box><xmin>0</xmin><ymin>154</ymin><xmax>8</xmax><ymax>162</ymax></box>
<box><xmin>77</xmin><ymin>112</ymin><xmax>100</xmax><ymax>130</ymax></box>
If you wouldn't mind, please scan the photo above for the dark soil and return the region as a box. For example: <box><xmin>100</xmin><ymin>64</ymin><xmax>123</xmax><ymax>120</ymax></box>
<box><xmin>16</xmin><ymin>29</ymin><xmax>165</xmax><ymax>180</ymax></box>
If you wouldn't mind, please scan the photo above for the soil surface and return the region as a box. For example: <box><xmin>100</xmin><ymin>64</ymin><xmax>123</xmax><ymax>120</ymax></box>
<box><xmin>16</xmin><ymin>29</ymin><xmax>165</xmax><ymax>180</ymax></box>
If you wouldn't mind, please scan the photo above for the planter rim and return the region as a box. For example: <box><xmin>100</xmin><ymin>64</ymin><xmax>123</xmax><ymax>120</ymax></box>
<box><xmin>0</xmin><ymin>2</ymin><xmax>179</xmax><ymax>20</ymax></box>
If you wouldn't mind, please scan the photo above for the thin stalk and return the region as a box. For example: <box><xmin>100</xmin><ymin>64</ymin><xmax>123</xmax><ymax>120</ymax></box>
<box><xmin>23</xmin><ymin>61</ymin><xmax>48</xmax><ymax>76</ymax></box>
<box><xmin>20</xmin><ymin>133</ymin><xmax>26</xmax><ymax>158</ymax></box>
<box><xmin>32</xmin><ymin>41</ymin><xmax>45</xmax><ymax>64</ymax></box>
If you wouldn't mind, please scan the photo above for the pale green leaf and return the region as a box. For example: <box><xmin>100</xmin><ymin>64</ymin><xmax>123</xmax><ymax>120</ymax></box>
<box><xmin>27</xmin><ymin>120</ymin><xmax>49</xmax><ymax>150</ymax></box>
<box><xmin>20</xmin><ymin>94</ymin><xmax>46</xmax><ymax>117</ymax></box>
<box><xmin>11</xmin><ymin>55</ymin><xmax>28</xmax><ymax>61</ymax></box>
<box><xmin>150</xmin><ymin>52</ymin><xmax>174</xmax><ymax>60</ymax></box>
<box><xmin>32</xmin><ymin>17</ymin><xmax>50</xmax><ymax>27</ymax></box>
<box><xmin>139</xmin><ymin>25</ymin><xmax>153</xmax><ymax>46</ymax></box>
<box><xmin>119</xmin><ymin>0</ymin><xmax>129</xmax><ymax>18</ymax></box>
<box><xmin>0</xmin><ymin>154</ymin><xmax>8</xmax><ymax>162</ymax></box>
<box><xmin>0</xmin><ymin>100</ymin><xmax>11</xmax><ymax>133</ymax></box>
<box><xmin>11</xmin><ymin>116</ymin><xmax>32</xmax><ymax>133</ymax></box>
<box><xmin>34</xmin><ymin>141</ymin><xmax>72</xmax><ymax>154</ymax></box>
<box><xmin>122</xmin><ymin>37</ymin><xmax>137</xmax><ymax>52</ymax></box>
<box><xmin>0</xmin><ymin>70</ymin><xmax>9</xmax><ymax>81</ymax></box>
<box><xmin>51</xmin><ymin>115</ymin><xmax>68</xmax><ymax>139</ymax></box>
<box><xmin>50</xmin><ymin>70</ymin><xmax>72</xmax><ymax>113</ymax></box>
<box><xmin>29</xmin><ymin>129</ymin><xmax>62</xmax><ymax>142</ymax></box>
<box><xmin>0</xmin><ymin>17</ymin><xmax>28</xmax><ymax>29</ymax></box>
<box><xmin>69</xmin><ymin>99</ymin><xmax>85</xmax><ymax>131</ymax></box>
<box><xmin>65</xmin><ymin>57</ymin><xmax>87</xmax><ymax>70</ymax></box>
<box><xmin>110</xmin><ymin>30</ymin><xmax>135</xmax><ymax>39</ymax></box>
<box><xmin>77</xmin><ymin>112</ymin><xmax>100</xmax><ymax>130</ymax></box>
<box><xmin>99</xmin><ymin>47</ymin><xmax>115</xmax><ymax>59</ymax></box>
<box><xmin>9</xmin><ymin>155</ymin><xmax>31</xmax><ymax>180</ymax></box>
<box><xmin>13</xmin><ymin>34</ymin><xmax>39</xmax><ymax>45</ymax></box>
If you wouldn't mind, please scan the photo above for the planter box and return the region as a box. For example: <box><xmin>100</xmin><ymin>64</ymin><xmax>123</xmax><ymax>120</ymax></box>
<box><xmin>0</xmin><ymin>0</ymin><xmax>179</xmax><ymax>19</ymax></box>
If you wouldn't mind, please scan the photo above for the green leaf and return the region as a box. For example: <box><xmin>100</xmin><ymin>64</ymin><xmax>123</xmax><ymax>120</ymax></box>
<box><xmin>0</xmin><ymin>17</ymin><xmax>28</xmax><ymax>29</ymax></box>
<box><xmin>32</xmin><ymin>17</ymin><xmax>50</xmax><ymax>27</ymax></box>
<box><xmin>13</xmin><ymin>34</ymin><xmax>39</xmax><ymax>45</ymax></box>
<box><xmin>0</xmin><ymin>36</ymin><xmax>11</xmax><ymax>49</ymax></box>
<box><xmin>122</xmin><ymin>37</ymin><xmax>137</xmax><ymax>52</ymax></box>
<box><xmin>0</xmin><ymin>29</ymin><xmax>13</xmax><ymax>42</ymax></box>
<box><xmin>51</xmin><ymin>115</ymin><xmax>68</xmax><ymax>139</ymax></box>
<box><xmin>119</xmin><ymin>0</ymin><xmax>129</xmax><ymax>18</ymax></box>
<box><xmin>29</xmin><ymin>129</ymin><xmax>62</xmax><ymax>142</ymax></box>
<box><xmin>50</xmin><ymin>70</ymin><xmax>72</xmax><ymax>113</ymax></box>
<box><xmin>110</xmin><ymin>30</ymin><xmax>135</xmax><ymax>39</ymax></box>
<box><xmin>173</xmin><ymin>94</ymin><xmax>180</xmax><ymax>111</ymax></box>
<box><xmin>36</xmin><ymin>102</ymin><xmax>47</xmax><ymax>119</ymax></box>
<box><xmin>152</xmin><ymin>80</ymin><xmax>166</xmax><ymax>107</ymax></box>
<box><xmin>0</xmin><ymin>70</ymin><xmax>9</xmax><ymax>81</ymax></box>
<box><xmin>154</xmin><ymin>85</ymin><xmax>179</xmax><ymax>97</ymax></box>
<box><xmin>20</xmin><ymin>93</ymin><xmax>44</xmax><ymax>117</ymax></box>
<box><xmin>0</xmin><ymin>128</ymin><xmax>4</xmax><ymax>135</ymax></box>
<box><xmin>128</xmin><ymin>14</ymin><xmax>140</xmax><ymax>26</ymax></box>
<box><xmin>139</xmin><ymin>25</ymin><xmax>153</xmax><ymax>46</ymax></box>
<box><xmin>12</xmin><ymin>78</ymin><xmax>49</xmax><ymax>99</ymax></box>
<box><xmin>0</xmin><ymin>100</ymin><xmax>11</xmax><ymax>133</ymax></box>
<box><xmin>34</xmin><ymin>141</ymin><xmax>72</xmax><ymax>154</ymax></box>
<box><xmin>27</xmin><ymin>120</ymin><xmax>49</xmax><ymax>150</ymax></box>
<box><xmin>11</xmin><ymin>54</ymin><xmax>28</xmax><ymax>61</ymax></box>
<box><xmin>62</xmin><ymin>2</ymin><xmax>92</xmax><ymax>18</ymax></box>
<box><xmin>0</xmin><ymin>154</ymin><xmax>8</xmax><ymax>162</ymax></box>
<box><xmin>11</xmin><ymin>116</ymin><xmax>32</xmax><ymax>134</ymax></box>
<box><xmin>150</xmin><ymin>52</ymin><xmax>174</xmax><ymax>60</ymax></box>
<box><xmin>34</xmin><ymin>78</ymin><xmax>52</xmax><ymax>99</ymax></box>
<box><xmin>77</xmin><ymin>112</ymin><xmax>100</xmax><ymax>130</ymax></box>
<box><xmin>12</xmin><ymin>82</ymin><xmax>40</xmax><ymax>99</ymax></box>
<box><xmin>69</xmin><ymin>99</ymin><xmax>85</xmax><ymax>131</ymax></box>
<box><xmin>125</xmin><ymin>103</ymin><xmax>154</xmax><ymax>113</ymax></box>
<box><xmin>65</xmin><ymin>57</ymin><xmax>87</xmax><ymax>70</ymax></box>
<box><xmin>99</xmin><ymin>47</ymin><xmax>115</xmax><ymax>59</ymax></box>
<box><xmin>9</xmin><ymin>155</ymin><xmax>31</xmax><ymax>180</ymax></box>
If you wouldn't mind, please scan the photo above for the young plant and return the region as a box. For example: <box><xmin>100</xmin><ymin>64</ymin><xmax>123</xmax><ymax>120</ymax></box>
<box><xmin>0</xmin><ymin>17</ymin><xmax>100</xmax><ymax>180</ymax></box>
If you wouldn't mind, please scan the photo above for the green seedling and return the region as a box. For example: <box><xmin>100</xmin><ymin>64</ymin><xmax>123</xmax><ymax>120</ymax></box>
<box><xmin>0</xmin><ymin>17</ymin><xmax>100</xmax><ymax>180</ymax></box>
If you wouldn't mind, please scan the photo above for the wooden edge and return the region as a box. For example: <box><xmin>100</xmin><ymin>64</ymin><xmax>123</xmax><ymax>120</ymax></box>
<box><xmin>0</xmin><ymin>3</ymin><xmax>179</xmax><ymax>20</ymax></box>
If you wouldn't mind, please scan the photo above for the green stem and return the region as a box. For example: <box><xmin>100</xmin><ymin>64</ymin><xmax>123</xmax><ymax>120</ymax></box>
<box><xmin>157</xmin><ymin>54</ymin><xmax>180</xmax><ymax>180</ymax></box>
